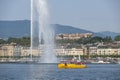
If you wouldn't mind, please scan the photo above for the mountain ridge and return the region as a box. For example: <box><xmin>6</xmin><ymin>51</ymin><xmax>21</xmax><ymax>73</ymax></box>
<box><xmin>0</xmin><ymin>20</ymin><xmax>119</xmax><ymax>39</ymax></box>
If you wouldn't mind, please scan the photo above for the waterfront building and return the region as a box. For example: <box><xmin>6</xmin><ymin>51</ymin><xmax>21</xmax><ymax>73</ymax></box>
<box><xmin>87</xmin><ymin>44</ymin><xmax>120</xmax><ymax>56</ymax></box>
<box><xmin>0</xmin><ymin>46</ymin><xmax>4</xmax><ymax>57</ymax></box>
<box><xmin>55</xmin><ymin>46</ymin><xmax>65</xmax><ymax>56</ymax></box>
<box><xmin>97</xmin><ymin>46</ymin><xmax>111</xmax><ymax>55</ymax></box>
<box><xmin>89</xmin><ymin>46</ymin><xmax>97</xmax><ymax>55</ymax></box>
<box><xmin>118</xmin><ymin>48</ymin><xmax>120</xmax><ymax>55</ymax></box>
<box><xmin>13</xmin><ymin>46</ymin><xmax>22</xmax><ymax>57</ymax></box>
<box><xmin>65</xmin><ymin>48</ymin><xmax>83</xmax><ymax>56</ymax></box>
<box><xmin>21</xmin><ymin>47</ymin><xmax>40</xmax><ymax>57</ymax></box>
<box><xmin>0</xmin><ymin>44</ymin><xmax>14</xmax><ymax>57</ymax></box>
<box><xmin>55</xmin><ymin>47</ymin><xmax>84</xmax><ymax>56</ymax></box>
<box><xmin>97</xmin><ymin>46</ymin><xmax>120</xmax><ymax>55</ymax></box>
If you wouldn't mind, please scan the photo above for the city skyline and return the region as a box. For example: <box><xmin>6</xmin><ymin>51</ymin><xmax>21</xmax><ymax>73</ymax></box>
<box><xmin>0</xmin><ymin>0</ymin><xmax>120</xmax><ymax>33</ymax></box>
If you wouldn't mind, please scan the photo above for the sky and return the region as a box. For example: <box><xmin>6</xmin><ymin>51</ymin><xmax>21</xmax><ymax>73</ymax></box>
<box><xmin>0</xmin><ymin>0</ymin><xmax>120</xmax><ymax>33</ymax></box>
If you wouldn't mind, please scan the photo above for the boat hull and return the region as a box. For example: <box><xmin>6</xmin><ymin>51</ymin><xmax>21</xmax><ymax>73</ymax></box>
<box><xmin>58</xmin><ymin>63</ymin><xmax>87</xmax><ymax>69</ymax></box>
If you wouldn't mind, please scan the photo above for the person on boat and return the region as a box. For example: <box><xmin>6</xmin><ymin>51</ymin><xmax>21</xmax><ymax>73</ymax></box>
<box><xmin>65</xmin><ymin>63</ymin><xmax>67</xmax><ymax>66</ymax></box>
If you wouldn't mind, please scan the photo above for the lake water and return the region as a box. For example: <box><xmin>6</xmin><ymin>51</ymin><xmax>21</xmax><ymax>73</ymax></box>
<box><xmin>0</xmin><ymin>63</ymin><xmax>120</xmax><ymax>80</ymax></box>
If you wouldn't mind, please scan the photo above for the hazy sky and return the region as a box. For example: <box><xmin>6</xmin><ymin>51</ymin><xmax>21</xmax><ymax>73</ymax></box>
<box><xmin>0</xmin><ymin>0</ymin><xmax>120</xmax><ymax>32</ymax></box>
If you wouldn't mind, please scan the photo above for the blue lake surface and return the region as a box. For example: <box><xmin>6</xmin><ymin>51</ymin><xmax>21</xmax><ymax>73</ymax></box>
<box><xmin>0</xmin><ymin>63</ymin><xmax>120</xmax><ymax>80</ymax></box>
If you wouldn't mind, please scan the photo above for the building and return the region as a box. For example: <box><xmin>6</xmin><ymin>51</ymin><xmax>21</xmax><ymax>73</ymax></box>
<box><xmin>21</xmin><ymin>47</ymin><xmax>40</xmax><ymax>57</ymax></box>
<box><xmin>56</xmin><ymin>46</ymin><xmax>84</xmax><ymax>56</ymax></box>
<box><xmin>88</xmin><ymin>45</ymin><xmax>120</xmax><ymax>56</ymax></box>
<box><xmin>56</xmin><ymin>33</ymin><xmax>93</xmax><ymax>40</ymax></box>
<box><xmin>0</xmin><ymin>44</ymin><xmax>14</xmax><ymax>57</ymax></box>
<box><xmin>64</xmin><ymin>48</ymin><xmax>83</xmax><ymax>56</ymax></box>
<box><xmin>0</xmin><ymin>45</ymin><xmax>4</xmax><ymax>57</ymax></box>
<box><xmin>89</xmin><ymin>46</ymin><xmax>97</xmax><ymax>55</ymax></box>
<box><xmin>13</xmin><ymin>46</ymin><xmax>22</xmax><ymax>57</ymax></box>
<box><xmin>97</xmin><ymin>46</ymin><xmax>120</xmax><ymax>55</ymax></box>
<box><xmin>55</xmin><ymin>46</ymin><xmax>65</xmax><ymax>56</ymax></box>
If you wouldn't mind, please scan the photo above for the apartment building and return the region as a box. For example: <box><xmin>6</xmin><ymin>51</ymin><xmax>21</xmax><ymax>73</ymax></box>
<box><xmin>88</xmin><ymin>45</ymin><xmax>120</xmax><ymax>55</ymax></box>
<box><xmin>0</xmin><ymin>44</ymin><xmax>40</xmax><ymax>57</ymax></box>
<box><xmin>0</xmin><ymin>44</ymin><xmax>14</xmax><ymax>57</ymax></box>
<box><xmin>13</xmin><ymin>46</ymin><xmax>22</xmax><ymax>57</ymax></box>
<box><xmin>55</xmin><ymin>48</ymin><xmax>65</xmax><ymax>56</ymax></box>
<box><xmin>89</xmin><ymin>46</ymin><xmax>97</xmax><ymax>55</ymax></box>
<box><xmin>0</xmin><ymin>46</ymin><xmax>4</xmax><ymax>56</ymax></box>
<box><xmin>56</xmin><ymin>47</ymin><xmax>84</xmax><ymax>56</ymax></box>
<box><xmin>21</xmin><ymin>47</ymin><xmax>40</xmax><ymax>57</ymax></box>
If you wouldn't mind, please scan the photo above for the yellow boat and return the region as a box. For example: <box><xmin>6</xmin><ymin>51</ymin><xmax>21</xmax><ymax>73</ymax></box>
<box><xmin>58</xmin><ymin>55</ymin><xmax>87</xmax><ymax>69</ymax></box>
<box><xmin>58</xmin><ymin>63</ymin><xmax>87</xmax><ymax>69</ymax></box>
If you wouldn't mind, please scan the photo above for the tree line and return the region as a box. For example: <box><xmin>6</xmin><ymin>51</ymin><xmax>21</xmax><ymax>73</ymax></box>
<box><xmin>0</xmin><ymin>35</ymin><xmax>120</xmax><ymax>46</ymax></box>
<box><xmin>0</xmin><ymin>37</ymin><xmax>30</xmax><ymax>46</ymax></box>
<box><xmin>56</xmin><ymin>35</ymin><xmax>120</xmax><ymax>44</ymax></box>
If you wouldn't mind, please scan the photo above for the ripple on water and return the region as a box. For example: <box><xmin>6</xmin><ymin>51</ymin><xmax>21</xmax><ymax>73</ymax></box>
<box><xmin>0</xmin><ymin>64</ymin><xmax>120</xmax><ymax>80</ymax></box>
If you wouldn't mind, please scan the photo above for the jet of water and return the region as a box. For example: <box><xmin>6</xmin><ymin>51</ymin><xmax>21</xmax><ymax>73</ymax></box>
<box><xmin>31</xmin><ymin>0</ymin><xmax>58</xmax><ymax>63</ymax></box>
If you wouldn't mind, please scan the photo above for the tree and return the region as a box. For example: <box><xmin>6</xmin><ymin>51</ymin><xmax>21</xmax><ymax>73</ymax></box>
<box><xmin>114</xmin><ymin>35</ymin><xmax>120</xmax><ymax>41</ymax></box>
<box><xmin>0</xmin><ymin>39</ymin><xmax>6</xmax><ymax>44</ymax></box>
<box><xmin>103</xmin><ymin>36</ymin><xmax>112</xmax><ymax>43</ymax></box>
<box><xmin>90</xmin><ymin>36</ymin><xmax>103</xmax><ymax>43</ymax></box>
<box><xmin>7</xmin><ymin>37</ymin><xmax>30</xmax><ymax>46</ymax></box>
<box><xmin>7</xmin><ymin>37</ymin><xmax>21</xmax><ymax>44</ymax></box>
<box><xmin>20</xmin><ymin>37</ymin><xmax>30</xmax><ymax>46</ymax></box>
<box><xmin>77</xmin><ymin>37</ymin><xmax>91</xmax><ymax>44</ymax></box>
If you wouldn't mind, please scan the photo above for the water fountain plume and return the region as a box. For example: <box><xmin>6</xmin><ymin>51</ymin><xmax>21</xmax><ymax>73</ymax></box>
<box><xmin>31</xmin><ymin>0</ymin><xmax>58</xmax><ymax>63</ymax></box>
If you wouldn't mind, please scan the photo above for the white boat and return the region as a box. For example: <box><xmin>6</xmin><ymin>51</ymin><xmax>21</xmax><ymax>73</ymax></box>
<box><xmin>115</xmin><ymin>61</ymin><xmax>120</xmax><ymax>64</ymax></box>
<box><xmin>91</xmin><ymin>60</ymin><xmax>110</xmax><ymax>64</ymax></box>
